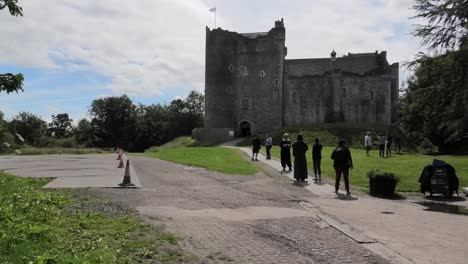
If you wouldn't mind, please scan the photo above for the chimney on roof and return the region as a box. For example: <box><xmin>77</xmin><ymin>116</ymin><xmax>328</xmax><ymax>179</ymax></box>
<box><xmin>330</xmin><ymin>49</ymin><xmax>337</xmax><ymax>62</ymax></box>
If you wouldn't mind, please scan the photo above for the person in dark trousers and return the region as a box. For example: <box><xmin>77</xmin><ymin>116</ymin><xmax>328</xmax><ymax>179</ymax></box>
<box><xmin>280</xmin><ymin>133</ymin><xmax>292</xmax><ymax>171</ymax></box>
<box><xmin>251</xmin><ymin>134</ymin><xmax>261</xmax><ymax>161</ymax></box>
<box><xmin>331</xmin><ymin>139</ymin><xmax>353</xmax><ymax>196</ymax></box>
<box><xmin>265</xmin><ymin>134</ymin><xmax>273</xmax><ymax>160</ymax></box>
<box><xmin>394</xmin><ymin>137</ymin><xmax>401</xmax><ymax>154</ymax></box>
<box><xmin>312</xmin><ymin>138</ymin><xmax>322</xmax><ymax>181</ymax></box>
<box><xmin>378</xmin><ymin>134</ymin><xmax>385</xmax><ymax>158</ymax></box>
<box><xmin>386</xmin><ymin>133</ymin><xmax>393</xmax><ymax>157</ymax></box>
<box><xmin>292</xmin><ymin>134</ymin><xmax>308</xmax><ymax>181</ymax></box>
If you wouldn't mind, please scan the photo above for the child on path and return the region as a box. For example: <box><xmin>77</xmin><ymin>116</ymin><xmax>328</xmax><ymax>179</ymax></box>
<box><xmin>280</xmin><ymin>133</ymin><xmax>292</xmax><ymax>171</ymax></box>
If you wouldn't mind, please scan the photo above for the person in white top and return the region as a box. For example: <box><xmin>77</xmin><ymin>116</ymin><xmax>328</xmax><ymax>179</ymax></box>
<box><xmin>265</xmin><ymin>134</ymin><xmax>273</xmax><ymax>160</ymax></box>
<box><xmin>364</xmin><ymin>132</ymin><xmax>372</xmax><ymax>156</ymax></box>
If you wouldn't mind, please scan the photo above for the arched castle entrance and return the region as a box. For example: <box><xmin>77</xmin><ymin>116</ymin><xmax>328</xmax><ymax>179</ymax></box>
<box><xmin>239</xmin><ymin>121</ymin><xmax>251</xmax><ymax>137</ymax></box>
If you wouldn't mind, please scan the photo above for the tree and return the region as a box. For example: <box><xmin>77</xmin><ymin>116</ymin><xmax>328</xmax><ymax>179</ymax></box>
<box><xmin>399</xmin><ymin>0</ymin><xmax>468</xmax><ymax>153</ymax></box>
<box><xmin>89</xmin><ymin>95</ymin><xmax>137</xmax><ymax>149</ymax></box>
<box><xmin>9</xmin><ymin>112</ymin><xmax>47</xmax><ymax>146</ymax></box>
<box><xmin>47</xmin><ymin>113</ymin><xmax>73</xmax><ymax>138</ymax></box>
<box><xmin>412</xmin><ymin>0</ymin><xmax>468</xmax><ymax>51</ymax></box>
<box><xmin>74</xmin><ymin>119</ymin><xmax>96</xmax><ymax>147</ymax></box>
<box><xmin>0</xmin><ymin>0</ymin><xmax>23</xmax><ymax>16</ymax></box>
<box><xmin>0</xmin><ymin>0</ymin><xmax>23</xmax><ymax>94</ymax></box>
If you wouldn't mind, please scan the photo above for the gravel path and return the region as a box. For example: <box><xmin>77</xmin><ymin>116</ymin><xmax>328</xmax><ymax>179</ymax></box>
<box><xmin>90</xmin><ymin>155</ymin><xmax>390</xmax><ymax>264</ymax></box>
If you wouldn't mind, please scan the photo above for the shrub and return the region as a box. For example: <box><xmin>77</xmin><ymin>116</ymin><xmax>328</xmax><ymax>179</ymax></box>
<box><xmin>367</xmin><ymin>169</ymin><xmax>400</xmax><ymax>196</ymax></box>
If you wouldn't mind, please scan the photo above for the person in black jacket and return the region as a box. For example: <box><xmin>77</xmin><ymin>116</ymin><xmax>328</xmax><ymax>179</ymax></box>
<box><xmin>280</xmin><ymin>133</ymin><xmax>292</xmax><ymax>171</ymax></box>
<box><xmin>331</xmin><ymin>139</ymin><xmax>353</xmax><ymax>196</ymax></box>
<box><xmin>312</xmin><ymin>138</ymin><xmax>322</xmax><ymax>182</ymax></box>
<box><xmin>292</xmin><ymin>134</ymin><xmax>308</xmax><ymax>181</ymax></box>
<box><xmin>251</xmin><ymin>134</ymin><xmax>261</xmax><ymax>161</ymax></box>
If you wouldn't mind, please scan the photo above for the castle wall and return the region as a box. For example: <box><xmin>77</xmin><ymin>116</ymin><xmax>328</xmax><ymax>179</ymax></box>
<box><xmin>283</xmin><ymin>60</ymin><xmax>393</xmax><ymax>128</ymax></box>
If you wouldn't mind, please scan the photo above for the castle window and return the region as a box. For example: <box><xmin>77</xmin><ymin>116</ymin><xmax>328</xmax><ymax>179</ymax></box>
<box><xmin>256</xmin><ymin>45</ymin><xmax>261</xmax><ymax>52</ymax></box>
<box><xmin>274</xmin><ymin>79</ymin><xmax>279</xmax><ymax>87</ymax></box>
<box><xmin>273</xmin><ymin>89</ymin><xmax>279</xmax><ymax>98</ymax></box>
<box><xmin>228</xmin><ymin>64</ymin><xmax>235</xmax><ymax>72</ymax></box>
<box><xmin>242</xmin><ymin>99</ymin><xmax>250</xmax><ymax>111</ymax></box>
<box><xmin>259</xmin><ymin>70</ymin><xmax>266</xmax><ymax>78</ymax></box>
<box><xmin>227</xmin><ymin>86</ymin><xmax>233</xmax><ymax>95</ymax></box>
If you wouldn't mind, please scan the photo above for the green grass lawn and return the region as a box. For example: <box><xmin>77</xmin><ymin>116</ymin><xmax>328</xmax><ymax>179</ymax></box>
<box><xmin>146</xmin><ymin>147</ymin><xmax>257</xmax><ymax>175</ymax></box>
<box><xmin>266</xmin><ymin>147</ymin><xmax>468</xmax><ymax>192</ymax></box>
<box><xmin>0</xmin><ymin>172</ymin><xmax>191</xmax><ymax>263</ymax></box>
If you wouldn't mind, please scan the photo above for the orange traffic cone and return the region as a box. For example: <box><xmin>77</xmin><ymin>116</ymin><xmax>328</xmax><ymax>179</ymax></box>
<box><xmin>119</xmin><ymin>160</ymin><xmax>135</xmax><ymax>187</ymax></box>
<box><xmin>117</xmin><ymin>157</ymin><xmax>124</xmax><ymax>168</ymax></box>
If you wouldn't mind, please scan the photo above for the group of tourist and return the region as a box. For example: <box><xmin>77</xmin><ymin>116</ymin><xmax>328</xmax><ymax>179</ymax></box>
<box><xmin>364</xmin><ymin>132</ymin><xmax>401</xmax><ymax>157</ymax></box>
<box><xmin>251</xmin><ymin>133</ymin><xmax>353</xmax><ymax>196</ymax></box>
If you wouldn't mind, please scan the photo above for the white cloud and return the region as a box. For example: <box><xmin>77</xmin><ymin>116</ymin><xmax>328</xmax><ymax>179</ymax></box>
<box><xmin>0</xmin><ymin>0</ymin><xmax>421</xmax><ymax>97</ymax></box>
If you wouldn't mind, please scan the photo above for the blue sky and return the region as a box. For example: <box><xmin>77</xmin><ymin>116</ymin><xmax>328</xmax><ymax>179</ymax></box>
<box><xmin>0</xmin><ymin>0</ymin><xmax>419</xmax><ymax>123</ymax></box>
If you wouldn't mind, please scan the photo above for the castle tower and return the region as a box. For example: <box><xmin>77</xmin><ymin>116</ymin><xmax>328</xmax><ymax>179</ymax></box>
<box><xmin>204</xmin><ymin>19</ymin><xmax>286</xmax><ymax>136</ymax></box>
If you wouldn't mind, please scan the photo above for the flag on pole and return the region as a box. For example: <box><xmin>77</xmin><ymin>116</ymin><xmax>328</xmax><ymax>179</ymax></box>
<box><xmin>209</xmin><ymin>7</ymin><xmax>216</xmax><ymax>12</ymax></box>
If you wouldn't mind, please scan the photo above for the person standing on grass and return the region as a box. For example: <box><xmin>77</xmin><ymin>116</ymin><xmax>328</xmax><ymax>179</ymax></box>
<box><xmin>386</xmin><ymin>133</ymin><xmax>393</xmax><ymax>157</ymax></box>
<box><xmin>378</xmin><ymin>133</ymin><xmax>385</xmax><ymax>158</ymax></box>
<box><xmin>280</xmin><ymin>133</ymin><xmax>292</xmax><ymax>171</ymax></box>
<box><xmin>265</xmin><ymin>134</ymin><xmax>273</xmax><ymax>160</ymax></box>
<box><xmin>331</xmin><ymin>139</ymin><xmax>353</xmax><ymax>196</ymax></box>
<box><xmin>312</xmin><ymin>137</ymin><xmax>322</xmax><ymax>181</ymax></box>
<box><xmin>364</xmin><ymin>132</ymin><xmax>372</xmax><ymax>156</ymax></box>
<box><xmin>251</xmin><ymin>134</ymin><xmax>261</xmax><ymax>161</ymax></box>
<box><xmin>395</xmin><ymin>137</ymin><xmax>401</xmax><ymax>154</ymax></box>
<box><xmin>292</xmin><ymin>134</ymin><xmax>309</xmax><ymax>182</ymax></box>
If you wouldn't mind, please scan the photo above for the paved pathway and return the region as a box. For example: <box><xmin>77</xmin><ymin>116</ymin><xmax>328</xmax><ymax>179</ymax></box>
<box><xmin>0</xmin><ymin>154</ymin><xmax>142</xmax><ymax>188</ymax></box>
<box><xmin>233</xmin><ymin>146</ymin><xmax>468</xmax><ymax>264</ymax></box>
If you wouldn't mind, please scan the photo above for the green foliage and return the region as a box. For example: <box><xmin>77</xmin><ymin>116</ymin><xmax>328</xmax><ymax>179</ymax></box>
<box><xmin>145</xmin><ymin>136</ymin><xmax>198</xmax><ymax>152</ymax></box>
<box><xmin>0</xmin><ymin>172</ymin><xmax>188</xmax><ymax>263</ymax></box>
<box><xmin>146</xmin><ymin>147</ymin><xmax>257</xmax><ymax>175</ymax></box>
<box><xmin>9</xmin><ymin>112</ymin><xmax>47</xmax><ymax>146</ymax></box>
<box><xmin>47</xmin><ymin>113</ymin><xmax>73</xmax><ymax>138</ymax></box>
<box><xmin>0</xmin><ymin>0</ymin><xmax>23</xmax><ymax>16</ymax></box>
<box><xmin>0</xmin><ymin>73</ymin><xmax>24</xmax><ymax>94</ymax></box>
<box><xmin>267</xmin><ymin>146</ymin><xmax>468</xmax><ymax>192</ymax></box>
<box><xmin>367</xmin><ymin>169</ymin><xmax>400</xmax><ymax>196</ymax></box>
<box><xmin>412</xmin><ymin>0</ymin><xmax>468</xmax><ymax>51</ymax></box>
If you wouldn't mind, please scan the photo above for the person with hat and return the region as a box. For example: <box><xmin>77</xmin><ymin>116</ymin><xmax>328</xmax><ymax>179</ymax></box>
<box><xmin>280</xmin><ymin>133</ymin><xmax>292</xmax><ymax>171</ymax></box>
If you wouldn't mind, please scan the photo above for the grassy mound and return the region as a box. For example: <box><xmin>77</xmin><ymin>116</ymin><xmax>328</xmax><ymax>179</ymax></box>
<box><xmin>146</xmin><ymin>147</ymin><xmax>257</xmax><ymax>175</ymax></box>
<box><xmin>145</xmin><ymin>137</ymin><xmax>198</xmax><ymax>152</ymax></box>
<box><xmin>0</xmin><ymin>172</ymin><xmax>191</xmax><ymax>263</ymax></box>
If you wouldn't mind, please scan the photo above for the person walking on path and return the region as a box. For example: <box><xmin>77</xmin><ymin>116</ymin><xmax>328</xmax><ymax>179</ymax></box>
<box><xmin>265</xmin><ymin>134</ymin><xmax>273</xmax><ymax>160</ymax></box>
<box><xmin>386</xmin><ymin>133</ymin><xmax>393</xmax><ymax>157</ymax></box>
<box><xmin>378</xmin><ymin>134</ymin><xmax>385</xmax><ymax>158</ymax></box>
<box><xmin>331</xmin><ymin>139</ymin><xmax>353</xmax><ymax>196</ymax></box>
<box><xmin>364</xmin><ymin>132</ymin><xmax>372</xmax><ymax>156</ymax></box>
<box><xmin>292</xmin><ymin>135</ymin><xmax>309</xmax><ymax>182</ymax></box>
<box><xmin>312</xmin><ymin>138</ymin><xmax>322</xmax><ymax>181</ymax></box>
<box><xmin>251</xmin><ymin>134</ymin><xmax>261</xmax><ymax>161</ymax></box>
<box><xmin>280</xmin><ymin>133</ymin><xmax>292</xmax><ymax>171</ymax></box>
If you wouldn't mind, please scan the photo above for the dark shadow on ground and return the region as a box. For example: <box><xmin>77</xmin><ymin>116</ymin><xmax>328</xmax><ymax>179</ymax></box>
<box><xmin>369</xmin><ymin>193</ymin><xmax>407</xmax><ymax>200</ymax></box>
<box><xmin>424</xmin><ymin>195</ymin><xmax>466</xmax><ymax>202</ymax></box>
<box><xmin>414</xmin><ymin>201</ymin><xmax>468</xmax><ymax>216</ymax></box>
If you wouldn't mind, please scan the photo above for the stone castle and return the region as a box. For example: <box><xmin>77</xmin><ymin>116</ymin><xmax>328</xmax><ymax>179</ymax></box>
<box><xmin>200</xmin><ymin>19</ymin><xmax>399</xmax><ymax>140</ymax></box>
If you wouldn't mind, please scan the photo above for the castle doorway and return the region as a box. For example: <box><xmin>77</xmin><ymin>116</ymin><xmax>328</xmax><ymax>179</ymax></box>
<box><xmin>239</xmin><ymin>121</ymin><xmax>251</xmax><ymax>137</ymax></box>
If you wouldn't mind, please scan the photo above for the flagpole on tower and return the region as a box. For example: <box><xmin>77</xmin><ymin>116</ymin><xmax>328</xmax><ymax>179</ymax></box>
<box><xmin>209</xmin><ymin>7</ymin><xmax>217</xmax><ymax>28</ymax></box>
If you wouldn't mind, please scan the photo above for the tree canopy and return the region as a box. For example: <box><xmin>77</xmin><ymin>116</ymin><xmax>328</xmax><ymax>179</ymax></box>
<box><xmin>0</xmin><ymin>0</ymin><xmax>23</xmax><ymax>16</ymax></box>
<box><xmin>0</xmin><ymin>0</ymin><xmax>23</xmax><ymax>94</ymax></box>
<box><xmin>400</xmin><ymin>0</ymin><xmax>468</xmax><ymax>153</ymax></box>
